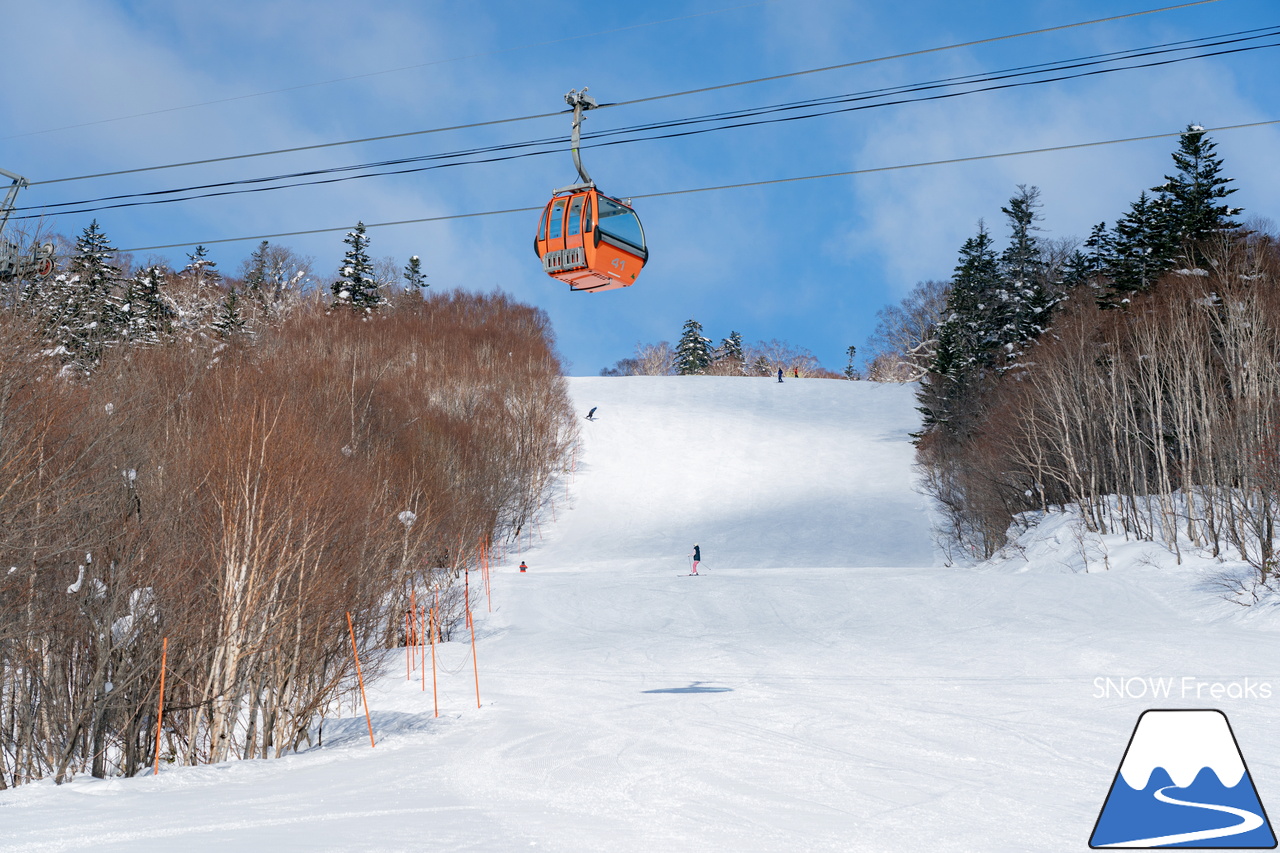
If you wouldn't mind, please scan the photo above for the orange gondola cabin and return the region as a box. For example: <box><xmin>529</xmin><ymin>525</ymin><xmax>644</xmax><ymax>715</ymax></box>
<box><xmin>535</xmin><ymin>87</ymin><xmax>648</xmax><ymax>292</ymax></box>
<box><xmin>535</xmin><ymin>188</ymin><xmax>647</xmax><ymax>292</ymax></box>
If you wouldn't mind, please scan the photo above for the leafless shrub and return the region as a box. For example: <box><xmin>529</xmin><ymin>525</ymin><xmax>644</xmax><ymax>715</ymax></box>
<box><xmin>0</xmin><ymin>288</ymin><xmax>575</xmax><ymax>784</ymax></box>
<box><xmin>919</xmin><ymin>229</ymin><xmax>1280</xmax><ymax>578</ymax></box>
<box><xmin>864</xmin><ymin>280</ymin><xmax>949</xmax><ymax>382</ymax></box>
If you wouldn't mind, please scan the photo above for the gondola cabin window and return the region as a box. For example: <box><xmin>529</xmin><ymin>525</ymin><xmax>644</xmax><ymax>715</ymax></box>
<box><xmin>548</xmin><ymin>199</ymin><xmax>566</xmax><ymax>240</ymax></box>
<box><xmin>596</xmin><ymin>195</ymin><xmax>645</xmax><ymax>252</ymax></box>
<box><xmin>567</xmin><ymin>196</ymin><xmax>584</xmax><ymax>237</ymax></box>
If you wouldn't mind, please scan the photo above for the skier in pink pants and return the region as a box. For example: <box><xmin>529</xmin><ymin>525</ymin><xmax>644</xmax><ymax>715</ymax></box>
<box><xmin>690</xmin><ymin>544</ymin><xmax>701</xmax><ymax>575</ymax></box>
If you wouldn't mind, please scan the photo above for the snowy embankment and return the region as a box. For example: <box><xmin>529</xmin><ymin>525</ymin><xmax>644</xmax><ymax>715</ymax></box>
<box><xmin>2</xmin><ymin>377</ymin><xmax>1278</xmax><ymax>852</ymax></box>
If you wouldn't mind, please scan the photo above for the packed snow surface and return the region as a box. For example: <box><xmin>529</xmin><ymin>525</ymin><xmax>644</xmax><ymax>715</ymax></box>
<box><xmin>2</xmin><ymin>376</ymin><xmax>1278</xmax><ymax>852</ymax></box>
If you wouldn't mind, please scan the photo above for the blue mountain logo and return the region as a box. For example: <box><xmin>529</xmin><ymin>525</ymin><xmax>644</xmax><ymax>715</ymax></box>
<box><xmin>1091</xmin><ymin>709</ymin><xmax>1276</xmax><ymax>848</ymax></box>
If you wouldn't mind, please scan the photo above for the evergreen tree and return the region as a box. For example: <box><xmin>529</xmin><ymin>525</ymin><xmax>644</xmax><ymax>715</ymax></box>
<box><xmin>121</xmin><ymin>265</ymin><xmax>174</xmax><ymax>345</ymax></box>
<box><xmin>675</xmin><ymin>318</ymin><xmax>713</xmax><ymax>375</ymax></box>
<box><xmin>1067</xmin><ymin>222</ymin><xmax>1114</xmax><ymax>304</ymax></box>
<box><xmin>918</xmin><ymin>223</ymin><xmax>1001</xmax><ymax>434</ymax></box>
<box><xmin>1154</xmin><ymin>125</ymin><xmax>1242</xmax><ymax>253</ymax></box>
<box><xmin>211</xmin><ymin>286</ymin><xmax>246</xmax><ymax>339</ymax></box>
<box><xmin>240</xmin><ymin>240</ymin><xmax>311</xmax><ymax>312</ymax></box>
<box><xmin>1059</xmin><ymin>249</ymin><xmax>1094</xmax><ymax>295</ymax></box>
<box><xmin>938</xmin><ymin>224</ymin><xmax>1002</xmax><ymax>370</ymax></box>
<box><xmin>177</xmin><ymin>245</ymin><xmax>222</xmax><ymax>334</ymax></box>
<box><xmin>243</xmin><ymin>240</ymin><xmax>270</xmax><ymax>309</ymax></box>
<box><xmin>997</xmin><ymin>185</ymin><xmax>1054</xmax><ymax>350</ymax></box>
<box><xmin>331</xmin><ymin>222</ymin><xmax>379</xmax><ymax>311</ymax></box>
<box><xmin>183</xmin><ymin>245</ymin><xmax>221</xmax><ymax>289</ymax></box>
<box><xmin>844</xmin><ymin>345</ymin><xmax>858</xmax><ymax>380</ymax></box>
<box><xmin>48</xmin><ymin>220</ymin><xmax>127</xmax><ymax>362</ymax></box>
<box><xmin>403</xmin><ymin>255</ymin><xmax>428</xmax><ymax>292</ymax></box>
<box><xmin>716</xmin><ymin>330</ymin><xmax>744</xmax><ymax>370</ymax></box>
<box><xmin>1108</xmin><ymin>192</ymin><xmax>1175</xmax><ymax>302</ymax></box>
<box><xmin>1100</xmin><ymin>127</ymin><xmax>1241</xmax><ymax>305</ymax></box>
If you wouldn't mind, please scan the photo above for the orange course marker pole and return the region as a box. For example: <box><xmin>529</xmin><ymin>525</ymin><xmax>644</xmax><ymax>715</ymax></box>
<box><xmin>346</xmin><ymin>611</ymin><xmax>376</xmax><ymax>748</ymax></box>
<box><xmin>431</xmin><ymin>595</ymin><xmax>439</xmax><ymax>718</ymax></box>
<box><xmin>153</xmin><ymin>636</ymin><xmax>168</xmax><ymax>775</ymax></box>
<box><xmin>467</xmin><ymin>583</ymin><xmax>481</xmax><ymax>709</ymax></box>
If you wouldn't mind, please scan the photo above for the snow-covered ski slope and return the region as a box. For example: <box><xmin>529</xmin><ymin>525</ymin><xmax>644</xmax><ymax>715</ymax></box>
<box><xmin>541</xmin><ymin>376</ymin><xmax>934</xmax><ymax>571</ymax></box>
<box><xmin>2</xmin><ymin>377</ymin><xmax>1278</xmax><ymax>852</ymax></box>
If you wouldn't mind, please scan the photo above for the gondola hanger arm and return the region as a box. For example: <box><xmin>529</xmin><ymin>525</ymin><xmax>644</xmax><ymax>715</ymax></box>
<box><xmin>560</xmin><ymin>87</ymin><xmax>598</xmax><ymax>192</ymax></box>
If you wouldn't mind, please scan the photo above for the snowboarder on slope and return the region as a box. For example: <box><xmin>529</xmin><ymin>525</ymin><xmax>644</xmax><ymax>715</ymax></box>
<box><xmin>690</xmin><ymin>544</ymin><xmax>701</xmax><ymax>575</ymax></box>
<box><xmin>586</xmin><ymin>406</ymin><xmax>597</xmax><ymax>420</ymax></box>
<box><xmin>777</xmin><ymin>368</ymin><xmax>783</xmax><ymax>383</ymax></box>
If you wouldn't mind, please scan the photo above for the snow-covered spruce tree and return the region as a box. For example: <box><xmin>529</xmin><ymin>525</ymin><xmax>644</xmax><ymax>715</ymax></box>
<box><xmin>1062</xmin><ymin>221</ymin><xmax>1116</xmax><ymax>305</ymax></box>
<box><xmin>243</xmin><ymin>240</ymin><xmax>270</xmax><ymax>310</ymax></box>
<box><xmin>211</xmin><ymin>286</ymin><xmax>246</xmax><ymax>339</ymax></box>
<box><xmin>121</xmin><ymin>265</ymin><xmax>175</xmax><ymax>345</ymax></box>
<box><xmin>166</xmin><ymin>245</ymin><xmax>224</xmax><ymax>336</ymax></box>
<box><xmin>1100</xmin><ymin>127</ymin><xmax>1241</xmax><ymax>305</ymax></box>
<box><xmin>997</xmin><ymin>185</ymin><xmax>1056</xmax><ymax>359</ymax></box>
<box><xmin>403</xmin><ymin>254</ymin><xmax>428</xmax><ymax>292</ymax></box>
<box><xmin>719</xmin><ymin>330</ymin><xmax>743</xmax><ymax>361</ymax></box>
<box><xmin>331</xmin><ymin>222</ymin><xmax>379</xmax><ymax>312</ymax></box>
<box><xmin>241</xmin><ymin>240</ymin><xmax>311</xmax><ymax>318</ymax></box>
<box><xmin>917</xmin><ymin>223</ymin><xmax>1001</xmax><ymax>436</ymax></box>
<box><xmin>675</xmin><ymin>318</ymin><xmax>713</xmax><ymax>375</ymax></box>
<box><xmin>844</xmin><ymin>345</ymin><xmax>858</xmax><ymax>380</ymax></box>
<box><xmin>712</xmin><ymin>330</ymin><xmax>744</xmax><ymax>373</ymax></box>
<box><xmin>46</xmin><ymin>220</ymin><xmax>128</xmax><ymax>363</ymax></box>
<box><xmin>1154</xmin><ymin>124</ymin><xmax>1242</xmax><ymax>258</ymax></box>
<box><xmin>183</xmin><ymin>245</ymin><xmax>220</xmax><ymax>290</ymax></box>
<box><xmin>1107</xmin><ymin>191</ymin><xmax>1176</xmax><ymax>303</ymax></box>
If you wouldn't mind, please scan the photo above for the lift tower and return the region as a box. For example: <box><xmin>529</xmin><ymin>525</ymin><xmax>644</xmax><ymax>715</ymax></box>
<box><xmin>1</xmin><ymin>167</ymin><xmax>54</xmax><ymax>281</ymax></box>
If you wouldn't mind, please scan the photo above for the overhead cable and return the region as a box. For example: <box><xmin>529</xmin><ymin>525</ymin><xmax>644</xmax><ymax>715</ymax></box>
<box><xmin>15</xmin><ymin>34</ymin><xmax>1277</xmax><ymax>222</ymax></box>
<box><xmin>28</xmin><ymin>0</ymin><xmax>1229</xmax><ymax>188</ymax></box>
<box><xmin>603</xmin><ymin>0</ymin><xmax>1229</xmax><ymax>108</ymax></box>
<box><xmin>3</xmin><ymin>2</ymin><xmax>777</xmax><ymax>142</ymax></box>
<box><xmin>113</xmin><ymin>118</ymin><xmax>1280</xmax><ymax>254</ymax></box>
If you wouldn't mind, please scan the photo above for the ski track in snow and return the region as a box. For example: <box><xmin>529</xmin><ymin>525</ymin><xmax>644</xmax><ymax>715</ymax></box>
<box><xmin>1</xmin><ymin>376</ymin><xmax>1278</xmax><ymax>852</ymax></box>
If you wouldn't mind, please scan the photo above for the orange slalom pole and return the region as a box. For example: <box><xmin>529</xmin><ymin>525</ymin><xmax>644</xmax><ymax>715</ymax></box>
<box><xmin>153</xmin><ymin>636</ymin><xmax>168</xmax><ymax>775</ymax></box>
<box><xmin>468</xmin><ymin>588</ymin><xmax>481</xmax><ymax>709</ymax></box>
<box><xmin>346</xmin><ymin>611</ymin><xmax>376</xmax><ymax>748</ymax></box>
<box><xmin>431</xmin><ymin>595</ymin><xmax>439</xmax><ymax>717</ymax></box>
<box><xmin>405</xmin><ymin>610</ymin><xmax>411</xmax><ymax>680</ymax></box>
<box><xmin>420</xmin><ymin>603</ymin><xmax>426</xmax><ymax>692</ymax></box>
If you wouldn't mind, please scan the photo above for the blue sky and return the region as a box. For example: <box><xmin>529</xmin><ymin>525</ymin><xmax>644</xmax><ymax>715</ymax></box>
<box><xmin>3</xmin><ymin>0</ymin><xmax>1278</xmax><ymax>375</ymax></box>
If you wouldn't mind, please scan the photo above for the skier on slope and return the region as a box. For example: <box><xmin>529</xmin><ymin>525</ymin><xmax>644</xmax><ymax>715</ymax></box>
<box><xmin>690</xmin><ymin>544</ymin><xmax>701</xmax><ymax>575</ymax></box>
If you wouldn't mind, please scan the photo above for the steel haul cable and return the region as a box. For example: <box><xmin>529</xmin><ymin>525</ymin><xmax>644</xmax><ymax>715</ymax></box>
<box><xmin>12</xmin><ymin>34</ymin><xmax>1277</xmax><ymax>222</ymax></box>
<box><xmin>25</xmin><ymin>0</ymin><xmax>1230</xmax><ymax>187</ymax></box>
<box><xmin>109</xmin><ymin>118</ymin><xmax>1280</xmax><ymax>254</ymax></box>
